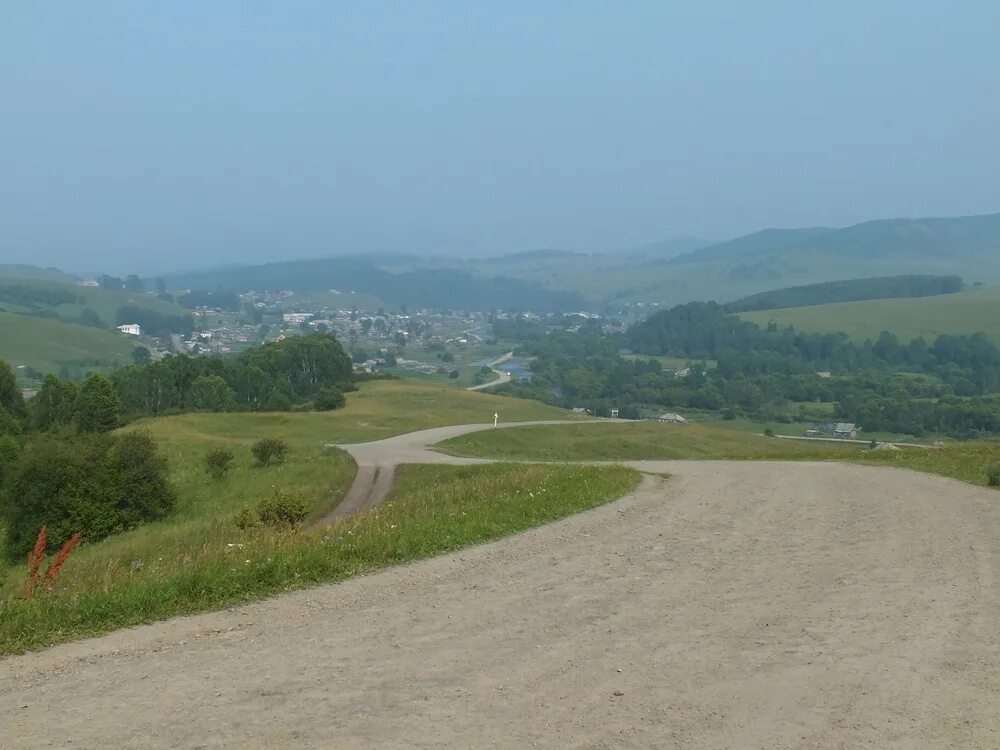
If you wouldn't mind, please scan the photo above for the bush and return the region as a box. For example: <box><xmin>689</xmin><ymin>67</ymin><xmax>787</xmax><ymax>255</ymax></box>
<box><xmin>763</xmin><ymin>428</ymin><xmax>775</xmax><ymax>437</ymax></box>
<box><xmin>254</xmin><ymin>490</ymin><xmax>310</xmax><ymax>527</ymax></box>
<box><xmin>987</xmin><ymin>463</ymin><xmax>1000</xmax><ymax>487</ymax></box>
<box><xmin>448</xmin><ymin>370</ymin><xmax>460</xmax><ymax>379</ymax></box>
<box><xmin>3</xmin><ymin>431</ymin><xmax>175</xmax><ymax>560</ymax></box>
<box><xmin>313</xmin><ymin>385</ymin><xmax>346</xmax><ymax>411</ymax></box>
<box><xmin>205</xmin><ymin>448</ymin><xmax>234</xmax><ymax>479</ymax></box>
<box><xmin>252</xmin><ymin>438</ymin><xmax>288</xmax><ymax>466</ymax></box>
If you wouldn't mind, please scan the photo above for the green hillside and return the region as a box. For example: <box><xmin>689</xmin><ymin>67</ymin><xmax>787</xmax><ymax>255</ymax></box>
<box><xmin>740</xmin><ymin>285</ymin><xmax>1000</xmax><ymax>343</ymax></box>
<box><xmin>0</xmin><ymin>311</ymin><xmax>136</xmax><ymax>375</ymax></box>
<box><xmin>0</xmin><ymin>278</ymin><xmax>190</xmax><ymax>328</ymax></box>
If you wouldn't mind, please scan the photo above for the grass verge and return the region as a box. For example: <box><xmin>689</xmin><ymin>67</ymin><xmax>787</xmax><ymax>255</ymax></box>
<box><xmin>435</xmin><ymin>422</ymin><xmax>865</xmax><ymax>461</ymax></box>
<box><xmin>436</xmin><ymin>421</ymin><xmax>1000</xmax><ymax>488</ymax></box>
<box><xmin>0</xmin><ymin>462</ymin><xmax>638</xmax><ymax>655</ymax></box>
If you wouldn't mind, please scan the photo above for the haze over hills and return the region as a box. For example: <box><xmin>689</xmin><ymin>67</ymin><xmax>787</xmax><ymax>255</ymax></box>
<box><xmin>158</xmin><ymin>211</ymin><xmax>1000</xmax><ymax>308</ymax></box>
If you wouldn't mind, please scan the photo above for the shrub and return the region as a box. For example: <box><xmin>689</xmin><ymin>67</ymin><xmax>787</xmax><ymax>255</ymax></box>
<box><xmin>74</xmin><ymin>373</ymin><xmax>122</xmax><ymax>432</ymax></box>
<box><xmin>313</xmin><ymin>384</ymin><xmax>346</xmax><ymax>411</ymax></box>
<box><xmin>254</xmin><ymin>489</ymin><xmax>310</xmax><ymax>527</ymax></box>
<box><xmin>763</xmin><ymin>428</ymin><xmax>775</xmax><ymax>437</ymax></box>
<box><xmin>448</xmin><ymin>370</ymin><xmax>460</xmax><ymax>379</ymax></box>
<box><xmin>234</xmin><ymin>507</ymin><xmax>257</xmax><ymax>530</ymax></box>
<box><xmin>3</xmin><ymin>431</ymin><xmax>175</xmax><ymax>560</ymax></box>
<box><xmin>252</xmin><ymin>438</ymin><xmax>288</xmax><ymax>466</ymax></box>
<box><xmin>987</xmin><ymin>463</ymin><xmax>1000</xmax><ymax>487</ymax></box>
<box><xmin>205</xmin><ymin>448</ymin><xmax>234</xmax><ymax>479</ymax></box>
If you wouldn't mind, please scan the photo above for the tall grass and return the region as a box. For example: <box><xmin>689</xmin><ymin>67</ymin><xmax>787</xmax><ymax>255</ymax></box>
<box><xmin>0</xmin><ymin>463</ymin><xmax>639</xmax><ymax>655</ymax></box>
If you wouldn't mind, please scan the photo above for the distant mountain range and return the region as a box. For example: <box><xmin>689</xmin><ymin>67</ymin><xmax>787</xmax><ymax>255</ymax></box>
<box><xmin>7</xmin><ymin>211</ymin><xmax>1000</xmax><ymax>310</ymax></box>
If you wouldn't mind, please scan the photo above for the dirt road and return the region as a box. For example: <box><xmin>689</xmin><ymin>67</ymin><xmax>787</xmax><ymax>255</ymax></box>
<box><xmin>3</xmin><ymin>434</ymin><xmax>1000</xmax><ymax>747</ymax></box>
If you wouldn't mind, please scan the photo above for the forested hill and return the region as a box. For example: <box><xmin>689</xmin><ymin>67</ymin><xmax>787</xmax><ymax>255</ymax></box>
<box><xmin>726</xmin><ymin>275</ymin><xmax>964</xmax><ymax>313</ymax></box>
<box><xmin>671</xmin><ymin>213</ymin><xmax>1000</xmax><ymax>265</ymax></box>
<box><xmin>163</xmin><ymin>258</ymin><xmax>584</xmax><ymax>312</ymax></box>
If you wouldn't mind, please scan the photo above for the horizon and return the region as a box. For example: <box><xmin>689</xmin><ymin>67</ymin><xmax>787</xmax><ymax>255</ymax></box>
<box><xmin>3</xmin><ymin>3</ymin><xmax>1000</xmax><ymax>273</ymax></box>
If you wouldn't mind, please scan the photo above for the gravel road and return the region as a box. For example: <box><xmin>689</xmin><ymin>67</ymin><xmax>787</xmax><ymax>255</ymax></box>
<box><xmin>3</xmin><ymin>430</ymin><xmax>1000</xmax><ymax>748</ymax></box>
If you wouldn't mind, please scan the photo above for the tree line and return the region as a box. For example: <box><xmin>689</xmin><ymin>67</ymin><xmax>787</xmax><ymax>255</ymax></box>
<box><xmin>495</xmin><ymin>303</ymin><xmax>1000</xmax><ymax>439</ymax></box>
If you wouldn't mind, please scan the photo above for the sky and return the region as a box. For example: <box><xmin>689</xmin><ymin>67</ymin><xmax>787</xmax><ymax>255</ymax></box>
<box><xmin>2</xmin><ymin>2</ymin><xmax>999</xmax><ymax>274</ymax></box>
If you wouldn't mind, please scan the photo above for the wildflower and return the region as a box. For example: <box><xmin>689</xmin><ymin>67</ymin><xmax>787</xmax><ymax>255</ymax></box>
<box><xmin>130</xmin><ymin>559</ymin><xmax>144</xmax><ymax>572</ymax></box>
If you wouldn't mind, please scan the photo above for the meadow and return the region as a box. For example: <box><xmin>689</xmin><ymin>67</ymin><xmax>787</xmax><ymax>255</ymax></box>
<box><xmin>0</xmin><ymin>311</ymin><xmax>136</xmax><ymax>374</ymax></box>
<box><xmin>436</xmin><ymin>419</ymin><xmax>1000</xmax><ymax>488</ymax></box>
<box><xmin>740</xmin><ymin>285</ymin><xmax>1000</xmax><ymax>343</ymax></box>
<box><xmin>0</xmin><ymin>381</ymin><xmax>605</xmax><ymax>654</ymax></box>
<box><xmin>435</xmin><ymin>421</ymin><xmax>865</xmax><ymax>461</ymax></box>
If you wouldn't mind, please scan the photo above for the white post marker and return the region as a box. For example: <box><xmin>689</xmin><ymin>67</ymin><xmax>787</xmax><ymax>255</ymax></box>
<box><xmin>494</xmin><ymin>412</ymin><xmax>499</xmax><ymax>429</ymax></box>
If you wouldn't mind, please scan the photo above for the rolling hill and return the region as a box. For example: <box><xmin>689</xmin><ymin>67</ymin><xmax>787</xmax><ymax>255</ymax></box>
<box><xmin>0</xmin><ymin>278</ymin><xmax>191</xmax><ymax>328</ymax></box>
<box><xmin>739</xmin><ymin>284</ymin><xmax>1000</xmax><ymax>343</ymax></box>
<box><xmin>0</xmin><ymin>311</ymin><xmax>136</xmax><ymax>376</ymax></box>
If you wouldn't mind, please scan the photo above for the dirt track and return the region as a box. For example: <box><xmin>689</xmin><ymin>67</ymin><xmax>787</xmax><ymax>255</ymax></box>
<box><xmin>3</xmin><ymin>429</ymin><xmax>1000</xmax><ymax>747</ymax></box>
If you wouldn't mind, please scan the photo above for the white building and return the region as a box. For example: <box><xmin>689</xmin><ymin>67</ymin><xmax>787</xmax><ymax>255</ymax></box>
<box><xmin>658</xmin><ymin>413</ymin><xmax>687</xmax><ymax>424</ymax></box>
<box><xmin>283</xmin><ymin>312</ymin><xmax>312</xmax><ymax>324</ymax></box>
<box><xmin>117</xmin><ymin>324</ymin><xmax>141</xmax><ymax>336</ymax></box>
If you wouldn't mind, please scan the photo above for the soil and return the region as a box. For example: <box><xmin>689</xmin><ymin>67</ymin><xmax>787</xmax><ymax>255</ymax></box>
<box><xmin>3</xmin><ymin>427</ymin><xmax>1000</xmax><ymax>748</ymax></box>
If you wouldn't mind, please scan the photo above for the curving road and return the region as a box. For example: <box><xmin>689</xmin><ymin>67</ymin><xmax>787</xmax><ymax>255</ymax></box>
<box><xmin>4</xmin><ymin>421</ymin><xmax>1000</xmax><ymax>748</ymax></box>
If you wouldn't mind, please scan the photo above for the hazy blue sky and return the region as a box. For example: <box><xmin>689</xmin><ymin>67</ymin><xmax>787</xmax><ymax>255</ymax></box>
<box><xmin>2</xmin><ymin>2</ymin><xmax>999</xmax><ymax>273</ymax></box>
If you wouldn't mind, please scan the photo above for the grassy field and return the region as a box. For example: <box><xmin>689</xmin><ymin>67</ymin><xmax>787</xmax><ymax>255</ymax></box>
<box><xmin>0</xmin><ymin>461</ymin><xmax>638</xmax><ymax>655</ymax></box>
<box><xmin>0</xmin><ymin>311</ymin><xmax>137</xmax><ymax>374</ymax></box>
<box><xmin>740</xmin><ymin>285</ymin><xmax>1000</xmax><ymax>343</ymax></box>
<box><xmin>436</xmin><ymin>420</ymin><xmax>1000</xmax><ymax>489</ymax></box>
<box><xmin>0</xmin><ymin>277</ymin><xmax>191</xmax><ymax>326</ymax></box>
<box><xmin>852</xmin><ymin>442</ymin><xmax>1000</xmax><ymax>486</ymax></box>
<box><xmin>133</xmin><ymin>378</ymin><xmax>579</xmax><ymax>448</ymax></box>
<box><xmin>436</xmin><ymin>422</ymin><xmax>865</xmax><ymax>461</ymax></box>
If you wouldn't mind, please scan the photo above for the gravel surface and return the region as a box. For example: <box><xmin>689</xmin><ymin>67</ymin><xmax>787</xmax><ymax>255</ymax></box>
<box><xmin>3</xmin><ymin>424</ymin><xmax>1000</xmax><ymax>748</ymax></box>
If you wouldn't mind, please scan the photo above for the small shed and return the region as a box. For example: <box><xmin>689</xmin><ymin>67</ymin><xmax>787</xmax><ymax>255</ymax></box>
<box><xmin>658</xmin><ymin>413</ymin><xmax>687</xmax><ymax>424</ymax></box>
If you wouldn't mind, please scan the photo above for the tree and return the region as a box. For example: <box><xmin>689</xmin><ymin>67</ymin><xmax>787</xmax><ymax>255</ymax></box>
<box><xmin>155</xmin><ymin>277</ymin><xmax>168</xmax><ymax>294</ymax></box>
<box><xmin>132</xmin><ymin>346</ymin><xmax>152</xmax><ymax>364</ymax></box>
<box><xmin>187</xmin><ymin>375</ymin><xmax>237</xmax><ymax>412</ymax></box>
<box><xmin>75</xmin><ymin>374</ymin><xmax>122</xmax><ymax>432</ymax></box>
<box><xmin>79</xmin><ymin>308</ymin><xmax>104</xmax><ymax>327</ymax></box>
<box><xmin>98</xmin><ymin>274</ymin><xmax>124</xmax><ymax>291</ymax></box>
<box><xmin>314</xmin><ymin>385</ymin><xmax>346</xmax><ymax>411</ymax></box>
<box><xmin>124</xmin><ymin>274</ymin><xmax>146</xmax><ymax>293</ymax></box>
<box><xmin>29</xmin><ymin>375</ymin><xmax>79</xmax><ymax>431</ymax></box>
<box><xmin>0</xmin><ymin>358</ymin><xmax>26</xmax><ymax>420</ymax></box>
<box><xmin>3</xmin><ymin>431</ymin><xmax>175</xmax><ymax>560</ymax></box>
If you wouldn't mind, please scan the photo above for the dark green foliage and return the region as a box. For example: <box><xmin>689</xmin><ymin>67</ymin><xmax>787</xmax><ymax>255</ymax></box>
<box><xmin>727</xmin><ymin>275</ymin><xmax>964</xmax><ymax>313</ymax></box>
<box><xmin>0</xmin><ymin>434</ymin><xmax>20</xmax><ymax>486</ymax></box>
<box><xmin>75</xmin><ymin>373</ymin><xmax>122</xmax><ymax>432</ymax></box>
<box><xmin>252</xmin><ymin>438</ymin><xmax>288</xmax><ymax>466</ymax></box>
<box><xmin>0</xmin><ymin>283</ymin><xmax>79</xmax><ymax>309</ymax></box>
<box><xmin>0</xmin><ymin>359</ymin><xmax>26</xmax><ymax>420</ymax></box>
<box><xmin>124</xmin><ymin>274</ymin><xmax>145</xmax><ymax>293</ymax></box>
<box><xmin>205</xmin><ymin>448</ymin><xmax>234</xmax><ymax>479</ymax></box>
<box><xmin>3</xmin><ymin>431</ymin><xmax>176</xmax><ymax>560</ymax></box>
<box><xmin>253</xmin><ymin>489</ymin><xmax>310</xmax><ymax>527</ymax></box>
<box><xmin>79</xmin><ymin>307</ymin><xmax>104</xmax><ymax>327</ymax></box>
<box><xmin>162</xmin><ymin>258</ymin><xmax>585</xmax><ymax>312</ymax></box>
<box><xmin>988</xmin><ymin>464</ymin><xmax>1000</xmax><ymax>487</ymax></box>
<box><xmin>242</xmin><ymin>334</ymin><xmax>352</xmax><ymax>402</ymax></box>
<box><xmin>187</xmin><ymin>375</ymin><xmax>237</xmax><ymax>412</ymax></box>
<box><xmin>29</xmin><ymin>374</ymin><xmax>79</xmax><ymax>431</ymax></box>
<box><xmin>313</xmin><ymin>384</ymin><xmax>346</xmax><ymax>411</ymax></box>
<box><xmin>132</xmin><ymin>346</ymin><xmax>151</xmax><ymax>364</ymax></box>
<box><xmin>448</xmin><ymin>369</ymin><xmax>460</xmax><ymax>379</ymax></box>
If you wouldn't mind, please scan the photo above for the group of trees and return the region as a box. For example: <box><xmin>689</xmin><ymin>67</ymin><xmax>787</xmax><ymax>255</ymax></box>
<box><xmin>495</xmin><ymin>303</ymin><xmax>1000</xmax><ymax>439</ymax></box>
<box><xmin>0</xmin><ymin>331</ymin><xmax>357</xmax><ymax>562</ymax></box>
<box><xmin>0</xmin><ymin>359</ymin><xmax>175</xmax><ymax>561</ymax></box>
<box><xmin>112</xmin><ymin>332</ymin><xmax>354</xmax><ymax>416</ymax></box>
<box><xmin>725</xmin><ymin>274</ymin><xmax>964</xmax><ymax>313</ymax></box>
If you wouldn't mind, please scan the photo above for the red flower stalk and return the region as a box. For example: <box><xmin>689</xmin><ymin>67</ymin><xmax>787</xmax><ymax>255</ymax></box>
<box><xmin>43</xmin><ymin>532</ymin><xmax>82</xmax><ymax>591</ymax></box>
<box><xmin>23</xmin><ymin>526</ymin><xmax>47</xmax><ymax>600</ymax></box>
